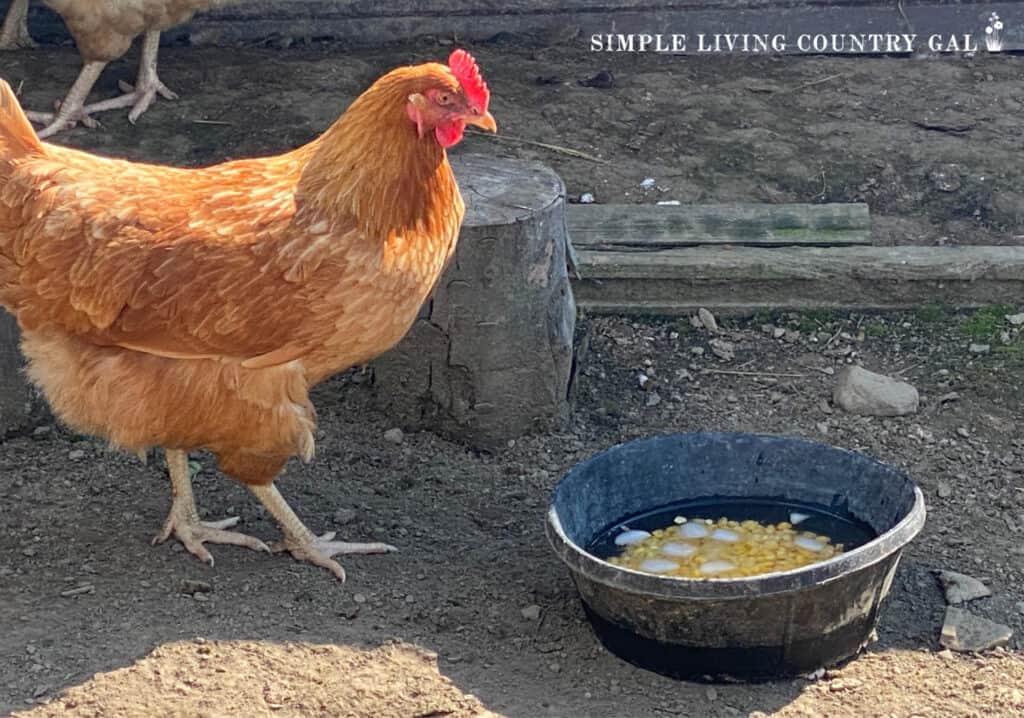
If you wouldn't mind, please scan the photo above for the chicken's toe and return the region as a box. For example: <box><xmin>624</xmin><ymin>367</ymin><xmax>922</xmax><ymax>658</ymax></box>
<box><xmin>274</xmin><ymin>532</ymin><xmax>398</xmax><ymax>582</ymax></box>
<box><xmin>153</xmin><ymin>511</ymin><xmax>271</xmax><ymax>567</ymax></box>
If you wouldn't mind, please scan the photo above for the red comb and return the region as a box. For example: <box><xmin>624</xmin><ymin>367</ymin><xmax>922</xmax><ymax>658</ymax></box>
<box><xmin>448</xmin><ymin>49</ymin><xmax>490</xmax><ymax>112</ymax></box>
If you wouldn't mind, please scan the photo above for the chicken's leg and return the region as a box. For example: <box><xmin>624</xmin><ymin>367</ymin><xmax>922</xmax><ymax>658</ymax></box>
<box><xmin>0</xmin><ymin>0</ymin><xmax>35</xmax><ymax>51</ymax></box>
<box><xmin>153</xmin><ymin>449</ymin><xmax>271</xmax><ymax>566</ymax></box>
<box><xmin>249</xmin><ymin>483</ymin><xmax>397</xmax><ymax>582</ymax></box>
<box><xmin>79</xmin><ymin>31</ymin><xmax>178</xmax><ymax>124</ymax></box>
<box><xmin>27</xmin><ymin>61</ymin><xmax>106</xmax><ymax>139</ymax></box>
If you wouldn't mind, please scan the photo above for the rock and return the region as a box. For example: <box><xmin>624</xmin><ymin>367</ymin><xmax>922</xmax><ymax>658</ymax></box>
<box><xmin>936</xmin><ymin>570</ymin><xmax>992</xmax><ymax>604</ymax></box>
<box><xmin>969</xmin><ymin>343</ymin><xmax>991</xmax><ymax>355</ymax></box>
<box><xmin>1007</xmin><ymin>313</ymin><xmax>1024</xmax><ymax>326</ymax></box>
<box><xmin>833</xmin><ymin>366</ymin><xmax>919</xmax><ymax>417</ymax></box>
<box><xmin>937</xmin><ymin>481</ymin><xmax>953</xmax><ymax>499</ymax></box>
<box><xmin>929</xmin><ymin>165</ymin><xmax>962</xmax><ymax>192</ymax></box>
<box><xmin>579</xmin><ymin>192</ymin><xmax>595</xmax><ymax>204</ymax></box>
<box><xmin>67</xmin><ymin>449</ymin><xmax>86</xmax><ymax>461</ymax></box>
<box><xmin>690</xmin><ymin>347</ymin><xmax>705</xmax><ymax>357</ymax></box>
<box><xmin>772</xmin><ymin>327</ymin><xmax>786</xmax><ymax>340</ymax></box>
<box><xmin>520</xmin><ymin>604</ymin><xmax>542</xmax><ymax>620</ymax></box>
<box><xmin>333</xmin><ymin>508</ymin><xmax>357</xmax><ymax>525</ymax></box>
<box><xmin>639</xmin><ymin>177</ymin><xmax>656</xmax><ymax>190</ymax></box>
<box><xmin>783</xmin><ymin>329</ymin><xmax>801</xmax><ymax>344</ymax></box>
<box><xmin>32</xmin><ymin>426</ymin><xmax>51</xmax><ymax>439</ymax></box>
<box><xmin>383</xmin><ymin>428</ymin><xmax>405</xmax><ymax>444</ymax></box>
<box><xmin>939</xmin><ymin>607</ymin><xmax>1012</xmax><ymax>652</ymax></box>
<box><xmin>709</xmin><ymin>339</ymin><xmax>735</xmax><ymax>361</ymax></box>
<box><xmin>179</xmin><ymin>579</ymin><xmax>213</xmax><ymax>596</ymax></box>
<box><xmin>645</xmin><ymin>392</ymin><xmax>662</xmax><ymax>407</ymax></box>
<box><xmin>697</xmin><ymin>307</ymin><xmax>719</xmax><ymax>333</ymax></box>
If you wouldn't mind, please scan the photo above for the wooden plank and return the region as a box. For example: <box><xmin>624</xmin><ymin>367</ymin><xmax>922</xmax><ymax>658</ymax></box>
<box><xmin>572</xmin><ymin>246</ymin><xmax>1024</xmax><ymax>315</ymax></box>
<box><xmin>19</xmin><ymin>1</ymin><xmax>1024</xmax><ymax>54</ymax></box>
<box><xmin>567</xmin><ymin>203</ymin><xmax>871</xmax><ymax>249</ymax></box>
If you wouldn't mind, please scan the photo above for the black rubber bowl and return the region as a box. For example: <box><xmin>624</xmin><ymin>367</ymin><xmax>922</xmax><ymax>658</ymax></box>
<box><xmin>545</xmin><ymin>432</ymin><xmax>926</xmax><ymax>682</ymax></box>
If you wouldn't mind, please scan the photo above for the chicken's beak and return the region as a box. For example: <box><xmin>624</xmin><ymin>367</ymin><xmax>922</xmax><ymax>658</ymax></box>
<box><xmin>465</xmin><ymin>110</ymin><xmax>497</xmax><ymax>133</ymax></box>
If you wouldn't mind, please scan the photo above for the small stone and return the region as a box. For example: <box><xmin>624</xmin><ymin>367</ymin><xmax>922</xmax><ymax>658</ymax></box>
<box><xmin>833</xmin><ymin>365</ymin><xmax>919</xmax><ymax>417</ymax></box>
<box><xmin>940</xmin><ymin>607</ymin><xmax>1012</xmax><ymax>652</ymax></box>
<box><xmin>353</xmin><ymin>593</ymin><xmax>367</xmax><ymax>604</ymax></box>
<box><xmin>639</xmin><ymin>177</ymin><xmax>656</xmax><ymax>190</ymax></box>
<box><xmin>772</xmin><ymin>327</ymin><xmax>786</xmax><ymax>339</ymax></box>
<box><xmin>548</xmin><ymin>662</ymin><xmax>562</xmax><ymax>674</ymax></box>
<box><xmin>32</xmin><ymin>426</ymin><xmax>51</xmax><ymax>439</ymax></box>
<box><xmin>783</xmin><ymin>329</ymin><xmax>801</xmax><ymax>343</ymax></box>
<box><xmin>969</xmin><ymin>343</ymin><xmax>990</xmax><ymax>355</ymax></box>
<box><xmin>520</xmin><ymin>604</ymin><xmax>542</xmax><ymax>621</ymax></box>
<box><xmin>1007</xmin><ymin>312</ymin><xmax>1024</xmax><ymax>326</ymax></box>
<box><xmin>936</xmin><ymin>570</ymin><xmax>991</xmax><ymax>604</ymax></box>
<box><xmin>705</xmin><ymin>686</ymin><xmax>718</xmax><ymax>701</ymax></box>
<box><xmin>383</xmin><ymin>428</ymin><xmax>404</xmax><ymax>444</ymax></box>
<box><xmin>645</xmin><ymin>392</ymin><xmax>662</xmax><ymax>407</ymax></box>
<box><xmin>579</xmin><ymin>192</ymin><xmax>595</xmax><ymax>204</ymax></box>
<box><xmin>179</xmin><ymin>579</ymin><xmax>213</xmax><ymax>596</ymax></box>
<box><xmin>816</xmin><ymin>422</ymin><xmax>829</xmax><ymax>435</ymax></box>
<box><xmin>333</xmin><ymin>508</ymin><xmax>357</xmax><ymax>525</ymax></box>
<box><xmin>1015</xmin><ymin>601</ymin><xmax>1024</xmax><ymax>615</ymax></box>
<box><xmin>709</xmin><ymin>339</ymin><xmax>735</xmax><ymax>361</ymax></box>
<box><xmin>637</xmin><ymin>373</ymin><xmax>651</xmax><ymax>389</ymax></box>
<box><xmin>937</xmin><ymin>481</ymin><xmax>953</xmax><ymax>499</ymax></box>
<box><xmin>697</xmin><ymin>308</ymin><xmax>719</xmax><ymax>333</ymax></box>
<box><xmin>956</xmin><ymin>427</ymin><xmax>970</xmax><ymax>438</ymax></box>
<box><xmin>67</xmin><ymin>449</ymin><xmax>86</xmax><ymax>461</ymax></box>
<box><xmin>691</xmin><ymin>347</ymin><xmax>705</xmax><ymax>357</ymax></box>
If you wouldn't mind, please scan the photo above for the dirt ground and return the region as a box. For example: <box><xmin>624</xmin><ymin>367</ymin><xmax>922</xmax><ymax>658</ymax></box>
<box><xmin>1</xmin><ymin>37</ymin><xmax>1024</xmax><ymax>718</ymax></box>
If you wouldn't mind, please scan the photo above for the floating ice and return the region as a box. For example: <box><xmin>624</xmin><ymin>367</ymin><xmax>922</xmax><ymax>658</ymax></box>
<box><xmin>615</xmin><ymin>529</ymin><xmax>652</xmax><ymax>546</ymax></box>
<box><xmin>639</xmin><ymin>558</ymin><xmax>680</xmax><ymax>573</ymax></box>
<box><xmin>794</xmin><ymin>536</ymin><xmax>826</xmax><ymax>552</ymax></box>
<box><xmin>678</xmin><ymin>522</ymin><xmax>710</xmax><ymax>539</ymax></box>
<box><xmin>711</xmin><ymin>529</ymin><xmax>740</xmax><ymax>542</ymax></box>
<box><xmin>661</xmin><ymin>542</ymin><xmax>697</xmax><ymax>558</ymax></box>
<box><xmin>699</xmin><ymin>560</ymin><xmax>736</xmax><ymax>575</ymax></box>
<box><xmin>790</xmin><ymin>512</ymin><xmax>811</xmax><ymax>525</ymax></box>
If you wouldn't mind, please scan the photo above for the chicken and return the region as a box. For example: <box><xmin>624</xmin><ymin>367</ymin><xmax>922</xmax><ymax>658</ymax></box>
<box><xmin>0</xmin><ymin>49</ymin><xmax>497</xmax><ymax>581</ymax></box>
<box><xmin>0</xmin><ymin>0</ymin><xmax>35</xmax><ymax>50</ymax></box>
<box><xmin>19</xmin><ymin>1</ymin><xmax>239</xmax><ymax>138</ymax></box>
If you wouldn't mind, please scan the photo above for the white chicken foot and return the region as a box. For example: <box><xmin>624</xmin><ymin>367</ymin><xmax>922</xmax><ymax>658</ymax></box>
<box><xmin>153</xmin><ymin>449</ymin><xmax>271</xmax><ymax>566</ymax></box>
<box><xmin>248</xmin><ymin>483</ymin><xmax>397</xmax><ymax>582</ymax></box>
<box><xmin>81</xmin><ymin>31</ymin><xmax>178</xmax><ymax>124</ymax></box>
<box><xmin>0</xmin><ymin>0</ymin><xmax>35</xmax><ymax>50</ymax></box>
<box><xmin>28</xmin><ymin>61</ymin><xmax>106</xmax><ymax>139</ymax></box>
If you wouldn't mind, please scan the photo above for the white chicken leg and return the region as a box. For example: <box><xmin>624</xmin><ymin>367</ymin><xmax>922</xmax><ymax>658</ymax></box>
<box><xmin>249</xmin><ymin>483</ymin><xmax>397</xmax><ymax>582</ymax></box>
<box><xmin>153</xmin><ymin>448</ymin><xmax>271</xmax><ymax>565</ymax></box>
<box><xmin>0</xmin><ymin>0</ymin><xmax>35</xmax><ymax>50</ymax></box>
<box><xmin>27</xmin><ymin>30</ymin><xmax>176</xmax><ymax>138</ymax></box>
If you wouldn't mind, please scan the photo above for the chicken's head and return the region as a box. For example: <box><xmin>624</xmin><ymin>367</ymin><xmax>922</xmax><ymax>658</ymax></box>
<box><xmin>406</xmin><ymin>49</ymin><xmax>497</xmax><ymax>149</ymax></box>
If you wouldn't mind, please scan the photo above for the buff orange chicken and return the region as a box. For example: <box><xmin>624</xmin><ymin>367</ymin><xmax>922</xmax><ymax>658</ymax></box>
<box><xmin>0</xmin><ymin>49</ymin><xmax>497</xmax><ymax>581</ymax></box>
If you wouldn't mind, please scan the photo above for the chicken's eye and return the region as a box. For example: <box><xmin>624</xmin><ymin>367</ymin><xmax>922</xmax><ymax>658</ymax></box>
<box><xmin>436</xmin><ymin>92</ymin><xmax>453</xmax><ymax>106</ymax></box>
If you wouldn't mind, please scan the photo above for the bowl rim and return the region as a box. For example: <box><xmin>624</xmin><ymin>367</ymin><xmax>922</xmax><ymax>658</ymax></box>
<box><xmin>545</xmin><ymin>431</ymin><xmax>927</xmax><ymax>600</ymax></box>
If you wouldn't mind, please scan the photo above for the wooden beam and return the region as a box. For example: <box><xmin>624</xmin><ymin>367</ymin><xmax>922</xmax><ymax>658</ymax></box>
<box><xmin>567</xmin><ymin>203</ymin><xmax>871</xmax><ymax>249</ymax></box>
<box><xmin>572</xmin><ymin>246</ymin><xmax>1024</xmax><ymax>315</ymax></box>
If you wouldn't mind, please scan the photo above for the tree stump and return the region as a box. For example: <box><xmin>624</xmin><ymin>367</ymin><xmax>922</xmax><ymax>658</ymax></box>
<box><xmin>371</xmin><ymin>154</ymin><xmax>575</xmax><ymax>449</ymax></box>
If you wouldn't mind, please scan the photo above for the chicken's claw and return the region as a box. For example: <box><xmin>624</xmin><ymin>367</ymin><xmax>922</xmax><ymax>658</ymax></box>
<box><xmin>116</xmin><ymin>77</ymin><xmax>179</xmax><ymax>124</ymax></box>
<box><xmin>154</xmin><ymin>512</ymin><xmax>272</xmax><ymax>567</ymax></box>
<box><xmin>272</xmin><ymin>531</ymin><xmax>398</xmax><ymax>582</ymax></box>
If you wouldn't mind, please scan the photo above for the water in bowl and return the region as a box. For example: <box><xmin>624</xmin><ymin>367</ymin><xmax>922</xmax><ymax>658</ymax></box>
<box><xmin>589</xmin><ymin>496</ymin><xmax>877</xmax><ymax>579</ymax></box>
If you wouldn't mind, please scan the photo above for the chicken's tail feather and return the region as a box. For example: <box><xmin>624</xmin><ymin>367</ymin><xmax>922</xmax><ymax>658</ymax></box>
<box><xmin>0</xmin><ymin>79</ymin><xmax>43</xmax><ymax>161</ymax></box>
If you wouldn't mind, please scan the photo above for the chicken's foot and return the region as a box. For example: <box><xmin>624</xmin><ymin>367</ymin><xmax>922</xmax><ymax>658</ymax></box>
<box><xmin>249</xmin><ymin>483</ymin><xmax>397</xmax><ymax>582</ymax></box>
<box><xmin>80</xmin><ymin>31</ymin><xmax>177</xmax><ymax>124</ymax></box>
<box><xmin>0</xmin><ymin>0</ymin><xmax>35</xmax><ymax>51</ymax></box>
<box><xmin>153</xmin><ymin>449</ymin><xmax>271</xmax><ymax>566</ymax></box>
<box><xmin>28</xmin><ymin>61</ymin><xmax>106</xmax><ymax>139</ymax></box>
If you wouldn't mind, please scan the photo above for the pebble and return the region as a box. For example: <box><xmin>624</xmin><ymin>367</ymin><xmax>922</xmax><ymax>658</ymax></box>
<box><xmin>691</xmin><ymin>347</ymin><xmax>705</xmax><ymax>357</ymax></box>
<box><xmin>656</xmin><ymin>200</ymin><xmax>681</xmax><ymax>206</ymax></box>
<box><xmin>940</xmin><ymin>607</ymin><xmax>1012</xmax><ymax>652</ymax></box>
<box><xmin>67</xmin><ymin>450</ymin><xmax>86</xmax><ymax>461</ymax></box>
<box><xmin>937</xmin><ymin>481</ymin><xmax>953</xmax><ymax>499</ymax></box>
<box><xmin>520</xmin><ymin>604</ymin><xmax>542</xmax><ymax>621</ymax></box>
<box><xmin>697</xmin><ymin>308</ymin><xmax>719</xmax><ymax>333</ymax></box>
<box><xmin>772</xmin><ymin>327</ymin><xmax>786</xmax><ymax>339</ymax></box>
<box><xmin>833</xmin><ymin>365</ymin><xmax>919</xmax><ymax>417</ymax></box>
<box><xmin>579</xmin><ymin>192</ymin><xmax>595</xmax><ymax>204</ymax></box>
<box><xmin>333</xmin><ymin>508</ymin><xmax>357</xmax><ymax>525</ymax></box>
<box><xmin>639</xmin><ymin>177</ymin><xmax>656</xmax><ymax>190</ymax></box>
<box><xmin>32</xmin><ymin>426</ymin><xmax>51</xmax><ymax>439</ymax></box>
<box><xmin>383</xmin><ymin>428</ymin><xmax>404</xmax><ymax>444</ymax></box>
<box><xmin>353</xmin><ymin>593</ymin><xmax>367</xmax><ymax>604</ymax></box>
<box><xmin>969</xmin><ymin>343</ymin><xmax>991</xmax><ymax>355</ymax></box>
<box><xmin>936</xmin><ymin>570</ymin><xmax>991</xmax><ymax>604</ymax></box>
<box><xmin>645</xmin><ymin>392</ymin><xmax>662</xmax><ymax>407</ymax></box>
<box><xmin>709</xmin><ymin>339</ymin><xmax>735</xmax><ymax>361</ymax></box>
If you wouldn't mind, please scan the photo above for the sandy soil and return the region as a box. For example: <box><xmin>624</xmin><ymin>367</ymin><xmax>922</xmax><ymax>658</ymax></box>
<box><xmin>1</xmin><ymin>36</ymin><xmax>1023</xmax><ymax>718</ymax></box>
